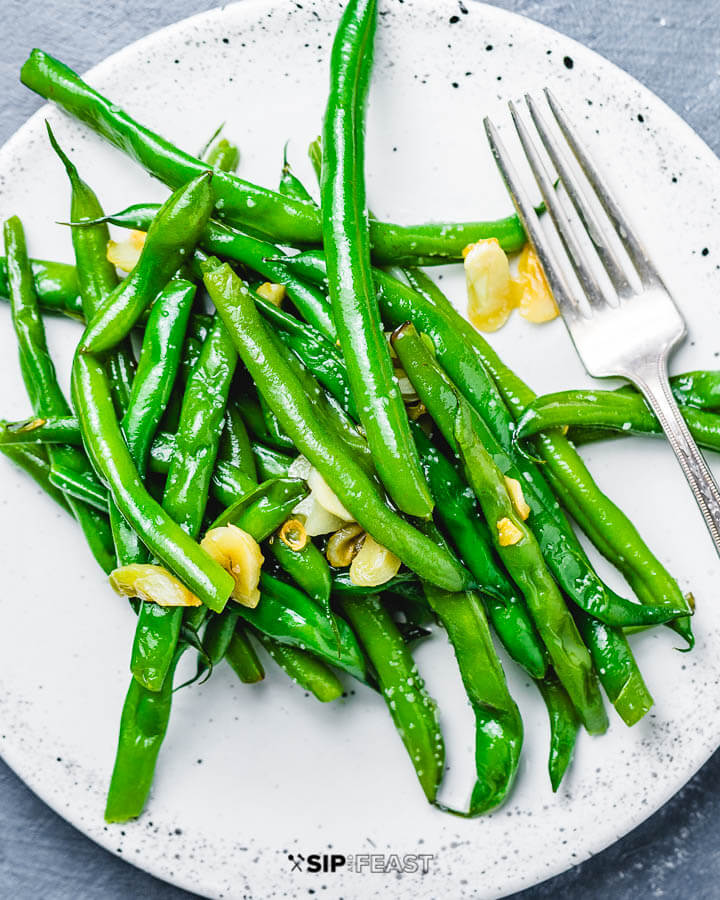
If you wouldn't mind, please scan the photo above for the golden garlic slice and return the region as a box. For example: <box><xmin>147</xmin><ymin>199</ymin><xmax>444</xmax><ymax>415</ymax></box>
<box><xmin>109</xmin><ymin>564</ymin><xmax>202</xmax><ymax>607</ymax></box>
<box><xmin>201</xmin><ymin>524</ymin><xmax>264</xmax><ymax>608</ymax></box>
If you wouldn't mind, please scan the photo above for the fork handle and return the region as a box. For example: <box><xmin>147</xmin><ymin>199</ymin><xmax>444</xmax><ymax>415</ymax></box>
<box><xmin>629</xmin><ymin>357</ymin><xmax>720</xmax><ymax>556</ymax></box>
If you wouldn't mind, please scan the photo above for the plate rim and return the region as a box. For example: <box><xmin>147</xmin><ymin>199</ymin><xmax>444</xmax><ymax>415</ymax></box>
<box><xmin>1</xmin><ymin>1</ymin><xmax>719</xmax><ymax>897</ymax></box>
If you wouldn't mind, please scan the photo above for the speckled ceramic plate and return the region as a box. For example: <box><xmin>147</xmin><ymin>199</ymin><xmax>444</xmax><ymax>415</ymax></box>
<box><xmin>1</xmin><ymin>1</ymin><xmax>719</xmax><ymax>897</ymax></box>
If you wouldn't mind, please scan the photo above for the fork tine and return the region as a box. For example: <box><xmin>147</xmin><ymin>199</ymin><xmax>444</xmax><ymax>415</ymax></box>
<box><xmin>483</xmin><ymin>116</ymin><xmax>582</xmax><ymax>323</ymax></box>
<box><xmin>544</xmin><ymin>88</ymin><xmax>659</xmax><ymax>286</ymax></box>
<box><xmin>524</xmin><ymin>93</ymin><xmax>634</xmax><ymax>298</ymax></box>
<box><xmin>509</xmin><ymin>100</ymin><xmax>614</xmax><ymax>313</ymax></box>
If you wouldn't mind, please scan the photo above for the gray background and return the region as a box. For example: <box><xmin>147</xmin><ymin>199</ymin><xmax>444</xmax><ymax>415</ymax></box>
<box><xmin>1</xmin><ymin>0</ymin><xmax>719</xmax><ymax>897</ymax></box>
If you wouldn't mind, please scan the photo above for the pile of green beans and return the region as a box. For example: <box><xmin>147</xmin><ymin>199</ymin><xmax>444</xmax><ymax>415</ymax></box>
<box><xmin>0</xmin><ymin>0</ymin><xmax>697</xmax><ymax>828</ymax></box>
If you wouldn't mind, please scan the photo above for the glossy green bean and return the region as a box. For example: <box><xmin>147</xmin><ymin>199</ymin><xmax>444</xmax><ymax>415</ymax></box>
<box><xmin>202</xmin><ymin>259</ymin><xmax>471</xmax><ymax>592</ymax></box>
<box><xmin>413</xmin><ymin>424</ymin><xmax>546</xmax><ymax>679</ymax></box>
<box><xmin>267</xmin><ymin>532</ymin><xmax>332</xmax><ymax>611</ymax></box>
<box><xmin>21</xmin><ymin>50</ymin><xmax>528</xmax><ymax>262</ymax></box>
<box><xmin>219</xmin><ymin>403</ymin><xmax>257</xmax><ymax>482</ymax></box>
<box><xmin>4</xmin><ymin>214</ymin><xmax>115</xmax><ymax>566</ymax></box>
<box><xmin>0</xmin><ymin>443</ymin><xmax>71</xmax><ymax>514</ymax></box>
<box><xmin>96</xmin><ymin>206</ymin><xmax>337</xmax><ymax>340</ymax></box>
<box><xmin>393</xmin><ymin>323</ymin><xmax>606</xmax><ymax>733</ymax></box>
<box><xmin>575</xmin><ymin>611</ymin><xmax>654</xmax><ymax>726</ymax></box>
<box><xmin>79</xmin><ymin>172</ymin><xmax>213</xmax><ymax>354</ymax></box>
<box><xmin>105</xmin><ymin>647</ymin><xmax>181</xmax><ymax>822</ymax></box>
<box><xmin>393</xmin><ymin>323</ymin><xmax>685</xmax><ymax>628</ymax></box>
<box><xmin>226</xmin><ymin>625</ymin><xmax>265</xmax><ymax>683</ymax></box>
<box><xmin>516</xmin><ymin>388</ymin><xmax>720</xmax><ymax>452</ymax></box>
<box><xmin>279</xmin><ymin>144</ymin><xmax>317</xmax><ymax>205</ymax></box>
<box><xmin>209</xmin><ymin>477</ymin><xmax>308</xmax><ymax>532</ymax></box>
<box><xmin>237</xmin><ymin>573</ymin><xmax>368</xmax><ymax>682</ymax></box>
<box><xmin>424</xmin><ymin>581</ymin><xmax>523</xmax><ymax>814</ymax></box>
<box><xmin>0</xmin><ymin>415</ymin><xmax>82</xmax><ymax>446</ymax></box>
<box><xmin>70</xmin><ymin>352</ymin><xmax>234</xmax><ymax>609</ymax></box>
<box><xmin>321</xmin><ymin>0</ymin><xmax>432</xmax><ymax>518</ymax></box>
<box><xmin>199</xmin><ymin>475</ymin><xmax>310</xmax><ymax>673</ymax></box>
<box><xmin>395</xmin><ymin>267</ymin><xmax>693</xmax><ymax>645</ymax></box>
<box><xmin>111</xmin><ymin>280</ymin><xmax>196</xmax><ymax>567</ymax></box>
<box><xmin>252</xmin><ymin>444</ymin><xmax>294</xmax><ymax>480</ymax></box>
<box><xmin>535</xmin><ymin>672</ymin><xmax>580</xmax><ymax>791</ymax></box>
<box><xmin>49</xmin><ymin>462</ymin><xmax>108</xmax><ymax>511</ymax></box>
<box><xmin>339</xmin><ymin>592</ymin><xmax>444</xmax><ymax>802</ymax></box>
<box><xmin>131</xmin><ymin>313</ymin><xmax>238</xmax><ymax>690</ymax></box>
<box><xmin>47</xmin><ymin>124</ymin><xmax>137</xmax><ymax>415</ymax></box>
<box><xmin>255</xmin><ymin>631</ymin><xmax>344</xmax><ymax>702</ymax></box>
<box><xmin>0</xmin><ymin>257</ymin><xmax>83</xmax><ymax>318</ymax></box>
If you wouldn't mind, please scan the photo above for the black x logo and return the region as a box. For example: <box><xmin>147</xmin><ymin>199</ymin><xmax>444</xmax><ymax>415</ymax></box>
<box><xmin>288</xmin><ymin>853</ymin><xmax>305</xmax><ymax>872</ymax></box>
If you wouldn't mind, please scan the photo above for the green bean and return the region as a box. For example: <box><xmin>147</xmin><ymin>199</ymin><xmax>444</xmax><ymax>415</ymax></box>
<box><xmin>257</xmin><ymin>392</ymin><xmax>295</xmax><ymax>450</ymax></box>
<box><xmin>279</xmin><ymin>143</ymin><xmax>317</xmax><ymax>205</ymax></box>
<box><xmin>413</xmin><ymin>424</ymin><xmax>546</xmax><ymax>679</ymax></box>
<box><xmin>47</xmin><ymin>123</ymin><xmax>137</xmax><ymax>415</ymax></box>
<box><xmin>423</xmin><ymin>580</ymin><xmax>523</xmax><ymax>814</ymax></box>
<box><xmin>0</xmin><ymin>257</ymin><xmax>83</xmax><ymax>318</ymax></box>
<box><xmin>236</xmin><ymin>573</ymin><xmax>368</xmax><ymax>682</ymax></box>
<box><xmin>131</xmin><ymin>314</ymin><xmax>238</xmax><ymax>691</ymax></box>
<box><xmin>220</xmin><ymin>403</ymin><xmax>257</xmax><ymax>482</ymax></box>
<box><xmin>31</xmin><ymin>421</ymin><xmax>256</xmax><ymax>509</ymax></box>
<box><xmin>339</xmin><ymin>592</ymin><xmax>444</xmax><ymax>802</ymax></box>
<box><xmin>198</xmin><ymin>475</ymin><xmax>309</xmax><ymax>675</ymax></box>
<box><xmin>0</xmin><ymin>415</ymin><xmax>82</xmax><ymax>446</ymax></box>
<box><xmin>49</xmin><ymin>462</ymin><xmax>108</xmax><ymax>511</ymax></box>
<box><xmin>20</xmin><ymin>50</ymin><xmax>528</xmax><ymax>261</ymax></box>
<box><xmin>209</xmin><ymin>477</ymin><xmax>308</xmax><ymax>532</ymax></box>
<box><xmin>394</xmin><ymin>267</ymin><xmax>693</xmax><ymax>644</ymax></box>
<box><xmin>105</xmin><ymin>647</ymin><xmax>181</xmax><ymax>822</ymax></box>
<box><xmin>393</xmin><ymin>323</ymin><xmax>607</xmax><ymax>733</ymax></box>
<box><xmin>85</xmin><ymin>204</ymin><xmax>337</xmax><ymax>341</ymax></box>
<box><xmin>393</xmin><ymin>322</ymin><xmax>684</xmax><ymax>627</ymax></box>
<box><xmin>111</xmin><ymin>280</ymin><xmax>196</xmax><ymax>567</ymax></box>
<box><xmin>254</xmin><ymin>631</ymin><xmax>344</xmax><ymax>702</ymax></box>
<box><xmin>4</xmin><ymin>214</ymin><xmax>117</xmax><ymax>569</ymax></box>
<box><xmin>252</xmin><ymin>443</ymin><xmax>294</xmax><ymax>480</ymax></box>
<box><xmin>516</xmin><ymin>388</ymin><xmax>720</xmax><ymax>452</ymax></box>
<box><xmin>1</xmin><ymin>443</ymin><xmax>71</xmax><ymax>514</ymax></box>
<box><xmin>202</xmin><ymin>258</ymin><xmax>471</xmax><ymax>592</ymax></box>
<box><xmin>78</xmin><ymin>172</ymin><xmax>213</xmax><ymax>354</ymax></box>
<box><xmin>267</xmin><ymin>532</ymin><xmax>332</xmax><ymax>612</ymax></box>
<box><xmin>70</xmin><ymin>352</ymin><xmax>234</xmax><ymax>609</ymax></box>
<box><xmin>321</xmin><ymin>0</ymin><xmax>432</xmax><ymax>518</ymax></box>
<box><xmin>226</xmin><ymin>625</ymin><xmax>265</xmax><ymax>683</ymax></box>
<box><xmin>535</xmin><ymin>672</ymin><xmax>580</xmax><ymax>791</ymax></box>
<box><xmin>575</xmin><ymin>611</ymin><xmax>654</xmax><ymax>726</ymax></box>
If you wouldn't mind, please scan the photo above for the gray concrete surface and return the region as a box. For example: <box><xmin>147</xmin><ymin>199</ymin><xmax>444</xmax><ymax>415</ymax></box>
<box><xmin>1</xmin><ymin>0</ymin><xmax>720</xmax><ymax>897</ymax></box>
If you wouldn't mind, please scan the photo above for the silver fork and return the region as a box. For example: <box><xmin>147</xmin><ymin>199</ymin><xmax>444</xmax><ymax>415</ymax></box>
<box><xmin>484</xmin><ymin>89</ymin><xmax>720</xmax><ymax>556</ymax></box>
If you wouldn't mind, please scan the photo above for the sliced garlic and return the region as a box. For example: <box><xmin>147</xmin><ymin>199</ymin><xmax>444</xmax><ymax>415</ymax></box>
<box><xmin>504</xmin><ymin>476</ymin><xmax>531</xmax><ymax>521</ymax></box>
<box><xmin>106</xmin><ymin>229</ymin><xmax>146</xmax><ymax>273</ymax></box>
<box><xmin>496</xmin><ymin>517</ymin><xmax>524</xmax><ymax>547</ymax></box>
<box><xmin>109</xmin><ymin>564</ymin><xmax>201</xmax><ymax>607</ymax></box>
<box><xmin>201</xmin><ymin>524</ymin><xmax>263</xmax><ymax>607</ymax></box>
<box><xmin>514</xmin><ymin>244</ymin><xmax>558</xmax><ymax>324</ymax></box>
<box><xmin>349</xmin><ymin>535</ymin><xmax>401</xmax><ymax>587</ymax></box>
<box><xmin>307</xmin><ymin>468</ymin><xmax>354</xmax><ymax>522</ymax></box>
<box><xmin>278</xmin><ymin>518</ymin><xmax>308</xmax><ymax>551</ymax></box>
<box><xmin>303</xmin><ymin>500</ymin><xmax>346</xmax><ymax>537</ymax></box>
<box><xmin>326</xmin><ymin>523</ymin><xmax>365</xmax><ymax>567</ymax></box>
<box><xmin>287</xmin><ymin>454</ymin><xmax>313</xmax><ymax>482</ymax></box>
<box><xmin>463</xmin><ymin>238</ymin><xmax>517</xmax><ymax>332</ymax></box>
<box><xmin>256</xmin><ymin>281</ymin><xmax>286</xmax><ymax>307</ymax></box>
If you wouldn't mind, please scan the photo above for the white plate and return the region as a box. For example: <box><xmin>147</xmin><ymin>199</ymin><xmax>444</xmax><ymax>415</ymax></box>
<box><xmin>1</xmin><ymin>1</ymin><xmax>719</xmax><ymax>897</ymax></box>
